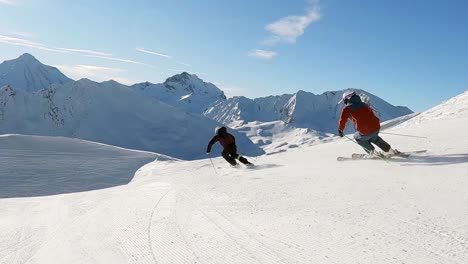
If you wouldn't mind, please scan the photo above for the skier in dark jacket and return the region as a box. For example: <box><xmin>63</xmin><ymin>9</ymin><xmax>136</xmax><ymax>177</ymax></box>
<box><xmin>338</xmin><ymin>90</ymin><xmax>398</xmax><ymax>158</ymax></box>
<box><xmin>206</xmin><ymin>126</ymin><xmax>253</xmax><ymax>166</ymax></box>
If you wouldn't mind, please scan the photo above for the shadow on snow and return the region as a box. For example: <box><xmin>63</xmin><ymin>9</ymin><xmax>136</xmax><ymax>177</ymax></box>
<box><xmin>398</xmin><ymin>153</ymin><xmax>468</xmax><ymax>166</ymax></box>
<box><xmin>0</xmin><ymin>148</ymin><xmax>156</xmax><ymax>199</ymax></box>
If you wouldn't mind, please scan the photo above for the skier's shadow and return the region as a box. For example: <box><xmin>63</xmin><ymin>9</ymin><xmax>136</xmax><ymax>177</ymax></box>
<box><xmin>398</xmin><ymin>153</ymin><xmax>468</xmax><ymax>166</ymax></box>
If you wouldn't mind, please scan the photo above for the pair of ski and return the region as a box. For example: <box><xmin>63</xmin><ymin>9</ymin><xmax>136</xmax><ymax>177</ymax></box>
<box><xmin>231</xmin><ymin>163</ymin><xmax>255</xmax><ymax>168</ymax></box>
<box><xmin>337</xmin><ymin>150</ymin><xmax>426</xmax><ymax>162</ymax></box>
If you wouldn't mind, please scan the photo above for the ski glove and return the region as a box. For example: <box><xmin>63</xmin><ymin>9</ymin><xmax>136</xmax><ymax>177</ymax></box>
<box><xmin>338</xmin><ymin>130</ymin><xmax>344</xmax><ymax>137</ymax></box>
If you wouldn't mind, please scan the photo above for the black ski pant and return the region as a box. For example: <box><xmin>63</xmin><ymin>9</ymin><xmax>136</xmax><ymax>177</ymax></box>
<box><xmin>354</xmin><ymin>130</ymin><xmax>391</xmax><ymax>153</ymax></box>
<box><xmin>222</xmin><ymin>144</ymin><xmax>250</xmax><ymax>165</ymax></box>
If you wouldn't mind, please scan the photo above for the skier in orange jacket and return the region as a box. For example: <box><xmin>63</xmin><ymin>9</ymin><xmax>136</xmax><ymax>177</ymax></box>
<box><xmin>338</xmin><ymin>90</ymin><xmax>398</xmax><ymax>157</ymax></box>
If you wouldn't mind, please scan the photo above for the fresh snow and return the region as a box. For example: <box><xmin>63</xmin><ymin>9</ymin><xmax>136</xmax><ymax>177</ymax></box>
<box><xmin>1</xmin><ymin>92</ymin><xmax>467</xmax><ymax>264</ymax></box>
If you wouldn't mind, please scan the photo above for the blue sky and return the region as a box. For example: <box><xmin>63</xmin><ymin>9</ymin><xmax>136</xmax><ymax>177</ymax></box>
<box><xmin>0</xmin><ymin>0</ymin><xmax>467</xmax><ymax>111</ymax></box>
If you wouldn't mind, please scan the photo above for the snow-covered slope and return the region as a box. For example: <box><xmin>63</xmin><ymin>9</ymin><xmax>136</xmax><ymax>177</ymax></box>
<box><xmin>0</xmin><ymin>134</ymin><xmax>162</xmax><ymax>198</ymax></box>
<box><xmin>205</xmin><ymin>89</ymin><xmax>413</xmax><ymax>134</ymax></box>
<box><xmin>0</xmin><ymin>80</ymin><xmax>263</xmax><ymax>160</ymax></box>
<box><xmin>1</xmin><ymin>92</ymin><xmax>467</xmax><ymax>264</ymax></box>
<box><xmin>0</xmin><ymin>53</ymin><xmax>72</xmax><ymax>92</ymax></box>
<box><xmin>132</xmin><ymin>72</ymin><xmax>226</xmax><ymax>114</ymax></box>
<box><xmin>397</xmin><ymin>90</ymin><xmax>468</xmax><ymax>126</ymax></box>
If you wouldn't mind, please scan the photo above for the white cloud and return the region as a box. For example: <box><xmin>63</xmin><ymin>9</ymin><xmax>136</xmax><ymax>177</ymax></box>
<box><xmin>248</xmin><ymin>49</ymin><xmax>277</xmax><ymax>59</ymax></box>
<box><xmin>83</xmin><ymin>54</ymin><xmax>153</xmax><ymax>67</ymax></box>
<box><xmin>0</xmin><ymin>0</ymin><xmax>17</xmax><ymax>5</ymax></box>
<box><xmin>0</xmin><ymin>34</ymin><xmax>68</xmax><ymax>53</ymax></box>
<box><xmin>264</xmin><ymin>3</ymin><xmax>321</xmax><ymax>44</ymax></box>
<box><xmin>55</xmin><ymin>48</ymin><xmax>112</xmax><ymax>57</ymax></box>
<box><xmin>0</xmin><ymin>34</ymin><xmax>155</xmax><ymax>69</ymax></box>
<box><xmin>136</xmin><ymin>48</ymin><xmax>171</xmax><ymax>58</ymax></box>
<box><xmin>55</xmin><ymin>64</ymin><xmax>133</xmax><ymax>84</ymax></box>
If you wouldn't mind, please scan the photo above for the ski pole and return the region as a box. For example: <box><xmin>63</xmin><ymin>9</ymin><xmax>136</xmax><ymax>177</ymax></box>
<box><xmin>208</xmin><ymin>155</ymin><xmax>218</xmax><ymax>175</ymax></box>
<box><xmin>379</xmin><ymin>132</ymin><xmax>427</xmax><ymax>139</ymax></box>
<box><xmin>343</xmin><ymin>135</ymin><xmax>389</xmax><ymax>163</ymax></box>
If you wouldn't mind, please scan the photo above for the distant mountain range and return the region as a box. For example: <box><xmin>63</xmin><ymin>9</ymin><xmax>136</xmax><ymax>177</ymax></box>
<box><xmin>0</xmin><ymin>54</ymin><xmax>262</xmax><ymax>160</ymax></box>
<box><xmin>131</xmin><ymin>72</ymin><xmax>226</xmax><ymax>114</ymax></box>
<box><xmin>0</xmin><ymin>53</ymin><xmax>414</xmax><ymax>158</ymax></box>
<box><xmin>204</xmin><ymin>90</ymin><xmax>413</xmax><ymax>134</ymax></box>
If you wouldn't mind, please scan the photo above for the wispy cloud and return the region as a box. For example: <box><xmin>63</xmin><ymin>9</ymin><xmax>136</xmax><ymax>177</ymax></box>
<box><xmin>83</xmin><ymin>54</ymin><xmax>153</xmax><ymax>67</ymax></box>
<box><xmin>55</xmin><ymin>48</ymin><xmax>112</xmax><ymax>57</ymax></box>
<box><xmin>137</xmin><ymin>47</ymin><xmax>193</xmax><ymax>68</ymax></box>
<box><xmin>55</xmin><ymin>64</ymin><xmax>134</xmax><ymax>84</ymax></box>
<box><xmin>0</xmin><ymin>34</ymin><xmax>68</xmax><ymax>53</ymax></box>
<box><xmin>0</xmin><ymin>34</ymin><xmax>153</xmax><ymax>67</ymax></box>
<box><xmin>264</xmin><ymin>1</ymin><xmax>321</xmax><ymax>44</ymax></box>
<box><xmin>136</xmin><ymin>48</ymin><xmax>171</xmax><ymax>58</ymax></box>
<box><xmin>0</xmin><ymin>0</ymin><xmax>17</xmax><ymax>5</ymax></box>
<box><xmin>248</xmin><ymin>49</ymin><xmax>277</xmax><ymax>59</ymax></box>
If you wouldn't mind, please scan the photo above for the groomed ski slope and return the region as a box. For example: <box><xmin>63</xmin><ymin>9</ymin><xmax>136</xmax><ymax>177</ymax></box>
<box><xmin>1</xmin><ymin>92</ymin><xmax>468</xmax><ymax>264</ymax></box>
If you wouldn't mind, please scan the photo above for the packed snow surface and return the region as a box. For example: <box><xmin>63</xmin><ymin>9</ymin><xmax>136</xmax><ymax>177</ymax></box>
<box><xmin>1</xmin><ymin>92</ymin><xmax>467</xmax><ymax>263</ymax></box>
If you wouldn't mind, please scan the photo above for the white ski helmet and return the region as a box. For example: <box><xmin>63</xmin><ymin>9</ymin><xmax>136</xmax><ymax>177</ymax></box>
<box><xmin>215</xmin><ymin>126</ymin><xmax>227</xmax><ymax>135</ymax></box>
<box><xmin>340</xmin><ymin>90</ymin><xmax>356</xmax><ymax>104</ymax></box>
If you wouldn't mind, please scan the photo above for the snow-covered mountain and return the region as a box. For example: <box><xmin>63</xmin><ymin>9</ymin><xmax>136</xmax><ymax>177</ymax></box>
<box><xmin>0</xmin><ymin>80</ymin><xmax>263</xmax><ymax>160</ymax></box>
<box><xmin>204</xmin><ymin>94</ymin><xmax>293</xmax><ymax>124</ymax></box>
<box><xmin>132</xmin><ymin>72</ymin><xmax>226</xmax><ymax>114</ymax></box>
<box><xmin>233</xmin><ymin>120</ymin><xmax>334</xmax><ymax>154</ymax></box>
<box><xmin>0</xmin><ymin>53</ymin><xmax>413</xmax><ymax>158</ymax></box>
<box><xmin>2</xmin><ymin>91</ymin><xmax>467</xmax><ymax>264</ymax></box>
<box><xmin>205</xmin><ymin>90</ymin><xmax>413</xmax><ymax>134</ymax></box>
<box><xmin>0</xmin><ymin>53</ymin><xmax>72</xmax><ymax>92</ymax></box>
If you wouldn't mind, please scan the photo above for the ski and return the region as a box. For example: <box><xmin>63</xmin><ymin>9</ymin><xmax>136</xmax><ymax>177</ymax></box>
<box><xmin>230</xmin><ymin>163</ymin><xmax>256</xmax><ymax>168</ymax></box>
<box><xmin>337</xmin><ymin>150</ymin><xmax>427</xmax><ymax>162</ymax></box>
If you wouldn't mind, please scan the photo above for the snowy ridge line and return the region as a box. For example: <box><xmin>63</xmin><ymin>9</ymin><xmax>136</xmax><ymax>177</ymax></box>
<box><xmin>0</xmin><ymin>134</ymin><xmax>165</xmax><ymax>157</ymax></box>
